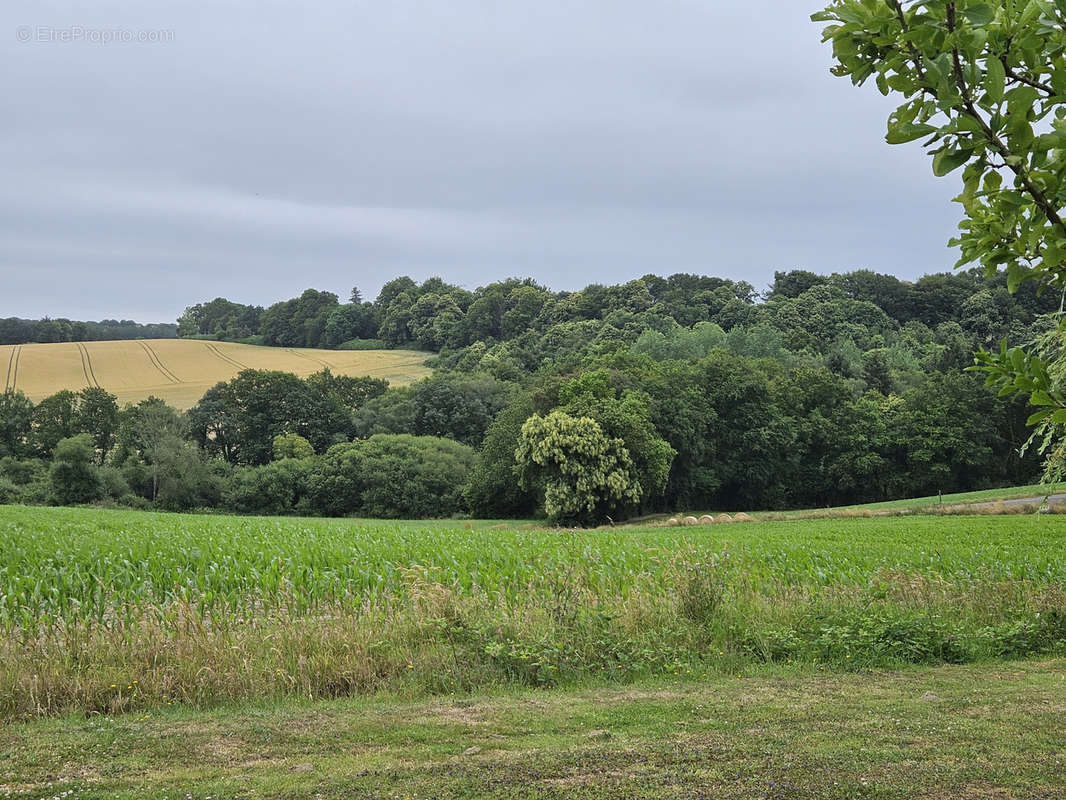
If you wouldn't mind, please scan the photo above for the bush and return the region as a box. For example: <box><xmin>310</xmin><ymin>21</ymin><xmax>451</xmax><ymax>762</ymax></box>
<box><xmin>97</xmin><ymin>466</ymin><xmax>132</xmax><ymax>502</ymax></box>
<box><xmin>338</xmin><ymin>338</ymin><xmax>388</xmax><ymax>351</ymax></box>
<box><xmin>0</xmin><ymin>457</ymin><xmax>46</xmax><ymax>486</ymax></box>
<box><xmin>308</xmin><ymin>434</ymin><xmax>475</xmax><ymax>518</ymax></box>
<box><xmin>223</xmin><ymin>458</ymin><xmax>315</xmax><ymax>516</ymax></box>
<box><xmin>49</xmin><ymin>434</ymin><xmax>103</xmax><ymax>505</ymax></box>
<box><xmin>0</xmin><ymin>477</ymin><xmax>20</xmax><ymax>504</ymax></box>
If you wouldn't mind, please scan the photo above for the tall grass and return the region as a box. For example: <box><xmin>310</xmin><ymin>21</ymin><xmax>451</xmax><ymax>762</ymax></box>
<box><xmin>1</xmin><ymin>506</ymin><xmax>1064</xmax><ymax>720</ymax></box>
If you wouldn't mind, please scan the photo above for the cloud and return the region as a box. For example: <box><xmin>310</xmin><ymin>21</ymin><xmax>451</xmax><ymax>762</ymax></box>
<box><xmin>0</xmin><ymin>0</ymin><xmax>963</xmax><ymax>321</ymax></box>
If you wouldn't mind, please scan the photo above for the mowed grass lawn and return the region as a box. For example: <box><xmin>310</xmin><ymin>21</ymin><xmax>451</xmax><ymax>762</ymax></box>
<box><xmin>3</xmin><ymin>659</ymin><xmax>1064</xmax><ymax>798</ymax></box>
<box><xmin>0</xmin><ymin>339</ymin><xmax>433</xmax><ymax>408</ymax></box>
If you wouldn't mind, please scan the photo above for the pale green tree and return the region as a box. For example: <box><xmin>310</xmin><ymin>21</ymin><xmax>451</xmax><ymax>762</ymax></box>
<box><xmin>515</xmin><ymin>410</ymin><xmax>642</xmax><ymax>526</ymax></box>
<box><xmin>272</xmin><ymin>433</ymin><xmax>314</xmax><ymax>460</ymax></box>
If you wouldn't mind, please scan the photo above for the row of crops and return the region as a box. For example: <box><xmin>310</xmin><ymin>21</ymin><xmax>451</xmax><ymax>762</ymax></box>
<box><xmin>2</xmin><ymin>505</ymin><xmax>1065</xmax><ymax>631</ymax></box>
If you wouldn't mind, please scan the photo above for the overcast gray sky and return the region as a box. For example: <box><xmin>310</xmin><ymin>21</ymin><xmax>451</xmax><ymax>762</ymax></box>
<box><xmin>0</xmin><ymin>1</ymin><xmax>962</xmax><ymax>323</ymax></box>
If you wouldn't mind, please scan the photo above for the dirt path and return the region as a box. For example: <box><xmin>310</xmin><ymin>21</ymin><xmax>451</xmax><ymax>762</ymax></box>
<box><xmin>969</xmin><ymin>493</ymin><xmax>1066</xmax><ymax>509</ymax></box>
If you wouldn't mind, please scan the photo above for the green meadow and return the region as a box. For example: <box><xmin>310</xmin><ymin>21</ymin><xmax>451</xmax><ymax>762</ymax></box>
<box><xmin>2</xmin><ymin>505</ymin><xmax>1064</xmax><ymax>723</ymax></box>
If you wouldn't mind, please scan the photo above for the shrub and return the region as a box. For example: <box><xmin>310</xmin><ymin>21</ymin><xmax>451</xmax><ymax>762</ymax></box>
<box><xmin>223</xmin><ymin>458</ymin><xmax>315</xmax><ymax>516</ymax></box>
<box><xmin>338</xmin><ymin>338</ymin><xmax>388</xmax><ymax>351</ymax></box>
<box><xmin>272</xmin><ymin>433</ymin><xmax>314</xmax><ymax>461</ymax></box>
<box><xmin>308</xmin><ymin>434</ymin><xmax>475</xmax><ymax>518</ymax></box>
<box><xmin>0</xmin><ymin>477</ymin><xmax>20</xmax><ymax>504</ymax></box>
<box><xmin>49</xmin><ymin>434</ymin><xmax>103</xmax><ymax>505</ymax></box>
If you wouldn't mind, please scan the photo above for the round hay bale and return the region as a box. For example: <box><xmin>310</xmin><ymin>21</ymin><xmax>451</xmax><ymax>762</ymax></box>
<box><xmin>717</xmin><ymin>513</ymin><xmax>734</xmax><ymax>523</ymax></box>
<box><xmin>733</xmin><ymin>512</ymin><xmax>753</xmax><ymax>522</ymax></box>
<box><xmin>666</xmin><ymin>517</ymin><xmax>680</xmax><ymax>527</ymax></box>
<box><xmin>698</xmin><ymin>515</ymin><xmax>715</xmax><ymax>525</ymax></box>
<box><xmin>683</xmin><ymin>516</ymin><xmax>699</xmax><ymax>526</ymax></box>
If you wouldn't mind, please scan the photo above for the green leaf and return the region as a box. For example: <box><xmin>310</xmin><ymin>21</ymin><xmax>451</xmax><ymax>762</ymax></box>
<box><xmin>1052</xmin><ymin>409</ymin><xmax>1066</xmax><ymax>424</ymax></box>
<box><xmin>1010</xmin><ymin>347</ymin><xmax>1027</xmax><ymax>371</ymax></box>
<box><xmin>963</xmin><ymin>4</ymin><xmax>996</xmax><ymax>25</ymax></box>
<box><xmin>887</xmin><ymin>122</ymin><xmax>938</xmax><ymax>144</ymax></box>
<box><xmin>1027</xmin><ymin>408</ymin><xmax>1053</xmax><ymax>425</ymax></box>
<box><xmin>985</xmin><ymin>56</ymin><xmax>1006</xmax><ymax>104</ymax></box>
<box><xmin>932</xmin><ymin>148</ymin><xmax>972</xmax><ymax>176</ymax></box>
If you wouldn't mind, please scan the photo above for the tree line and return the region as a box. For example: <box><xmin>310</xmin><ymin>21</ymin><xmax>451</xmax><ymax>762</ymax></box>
<box><xmin>0</xmin><ymin>318</ymin><xmax>177</xmax><ymax>345</ymax></box>
<box><xmin>1</xmin><ymin>268</ymin><xmax>1054</xmax><ymax>522</ymax></box>
<box><xmin>177</xmin><ymin>268</ymin><xmax>1056</xmax><ymax>358</ymax></box>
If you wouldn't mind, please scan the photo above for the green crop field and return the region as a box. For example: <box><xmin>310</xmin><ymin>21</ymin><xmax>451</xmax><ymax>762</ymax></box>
<box><xmin>2</xmin><ymin>505</ymin><xmax>1065</xmax><ymax>724</ymax></box>
<box><xmin>0</xmin><ymin>339</ymin><xmax>433</xmax><ymax>408</ymax></box>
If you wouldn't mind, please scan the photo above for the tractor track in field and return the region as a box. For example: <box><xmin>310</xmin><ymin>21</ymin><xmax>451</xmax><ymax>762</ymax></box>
<box><xmin>205</xmin><ymin>342</ymin><xmax>248</xmax><ymax>371</ymax></box>
<box><xmin>138</xmin><ymin>341</ymin><xmax>181</xmax><ymax>384</ymax></box>
<box><xmin>4</xmin><ymin>345</ymin><xmax>18</xmax><ymax>392</ymax></box>
<box><xmin>75</xmin><ymin>343</ymin><xmax>100</xmax><ymax>388</ymax></box>
<box><xmin>286</xmin><ymin>348</ymin><xmax>332</xmax><ymax>370</ymax></box>
<box><xmin>357</xmin><ymin>357</ymin><xmax>431</xmax><ymax>377</ymax></box>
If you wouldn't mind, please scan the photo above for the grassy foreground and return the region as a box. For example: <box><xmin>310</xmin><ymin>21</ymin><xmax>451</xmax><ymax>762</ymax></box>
<box><xmin>2</xmin><ymin>506</ymin><xmax>1066</xmax><ymax>722</ymax></box>
<box><xmin>3</xmin><ymin>659</ymin><xmax>1065</xmax><ymax>798</ymax></box>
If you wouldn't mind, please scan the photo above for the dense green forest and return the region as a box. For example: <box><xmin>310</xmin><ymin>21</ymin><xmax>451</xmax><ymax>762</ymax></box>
<box><xmin>0</xmin><ymin>268</ymin><xmax>1057</xmax><ymax>522</ymax></box>
<box><xmin>0</xmin><ymin>317</ymin><xmax>177</xmax><ymax>345</ymax></box>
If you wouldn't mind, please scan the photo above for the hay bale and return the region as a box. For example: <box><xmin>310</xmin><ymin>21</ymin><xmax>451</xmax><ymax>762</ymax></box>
<box><xmin>666</xmin><ymin>517</ymin><xmax>680</xmax><ymax>527</ymax></box>
<box><xmin>698</xmin><ymin>515</ymin><xmax>715</xmax><ymax>525</ymax></box>
<box><xmin>716</xmin><ymin>514</ymin><xmax>733</xmax><ymax>523</ymax></box>
<box><xmin>732</xmin><ymin>512</ymin><xmax>753</xmax><ymax>522</ymax></box>
<box><xmin>683</xmin><ymin>516</ymin><xmax>699</xmax><ymax>526</ymax></box>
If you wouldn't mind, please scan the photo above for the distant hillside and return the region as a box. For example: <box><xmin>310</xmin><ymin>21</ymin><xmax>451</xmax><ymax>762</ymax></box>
<box><xmin>1</xmin><ymin>339</ymin><xmax>431</xmax><ymax>409</ymax></box>
<box><xmin>0</xmin><ymin>317</ymin><xmax>177</xmax><ymax>345</ymax></box>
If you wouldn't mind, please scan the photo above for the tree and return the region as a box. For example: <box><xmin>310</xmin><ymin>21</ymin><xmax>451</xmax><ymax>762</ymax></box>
<box><xmin>411</xmin><ymin>376</ymin><xmax>515</xmax><ymax>446</ymax></box>
<box><xmin>177</xmin><ymin>298</ymin><xmax>262</xmax><ymax>339</ymax></box>
<box><xmin>273</xmin><ymin>433</ymin><xmax>314</xmax><ymax>460</ymax></box>
<box><xmin>75</xmin><ymin>386</ymin><xmax>119</xmax><ymax>464</ymax></box>
<box><xmin>555</xmin><ymin>371</ymin><xmax>676</xmax><ymax>507</ymax></box>
<box><xmin>307</xmin><ymin>434</ymin><xmax>475</xmax><ymax>518</ymax></box>
<box><xmin>29</xmin><ymin>390</ymin><xmax>79</xmax><ymax>458</ymax></box>
<box><xmin>813</xmin><ymin>1</ymin><xmax>1066</xmax><ymax>473</ymax></box>
<box><xmin>147</xmin><ymin>433</ymin><xmax>221</xmax><ymax>511</ymax></box>
<box><xmin>407</xmin><ymin>293</ymin><xmax>465</xmax><ymax>351</ymax></box>
<box><xmin>304</xmin><ymin>369</ymin><xmax>387</xmax><ymax>411</ymax></box>
<box><xmin>321</xmin><ymin>303</ymin><xmax>380</xmax><ymax>347</ymax></box>
<box><xmin>223</xmin><ymin>458</ymin><xmax>314</xmax><ymax>515</ymax></box>
<box><xmin>260</xmin><ymin>289</ymin><xmax>339</xmax><ymax>347</ymax></box>
<box><xmin>767</xmin><ymin>270</ymin><xmax>829</xmax><ymax>299</ymax></box>
<box><xmin>0</xmin><ymin>390</ymin><xmax>33</xmax><ymax>458</ymax></box>
<box><xmin>862</xmin><ymin>349</ymin><xmax>895</xmax><ymax>395</ymax></box>
<box><xmin>516</xmin><ymin>410</ymin><xmax>641</xmax><ymax>526</ymax></box>
<box><xmin>112</xmin><ymin>397</ymin><xmax>186</xmax><ymax>501</ymax></box>
<box><xmin>50</xmin><ymin>434</ymin><xmax>102</xmax><ymax>505</ymax></box>
<box><xmin>464</xmin><ymin>394</ymin><xmax>539</xmax><ymax>518</ymax></box>
<box><xmin>188</xmin><ymin>370</ymin><xmax>352</xmax><ymax>465</ymax></box>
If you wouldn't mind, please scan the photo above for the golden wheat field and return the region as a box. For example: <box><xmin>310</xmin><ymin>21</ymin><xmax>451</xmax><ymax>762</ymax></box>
<box><xmin>0</xmin><ymin>340</ymin><xmax>433</xmax><ymax>409</ymax></box>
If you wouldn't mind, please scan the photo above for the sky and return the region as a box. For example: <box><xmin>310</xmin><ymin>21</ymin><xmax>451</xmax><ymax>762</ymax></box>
<box><xmin>0</xmin><ymin>1</ymin><xmax>963</xmax><ymax>323</ymax></box>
